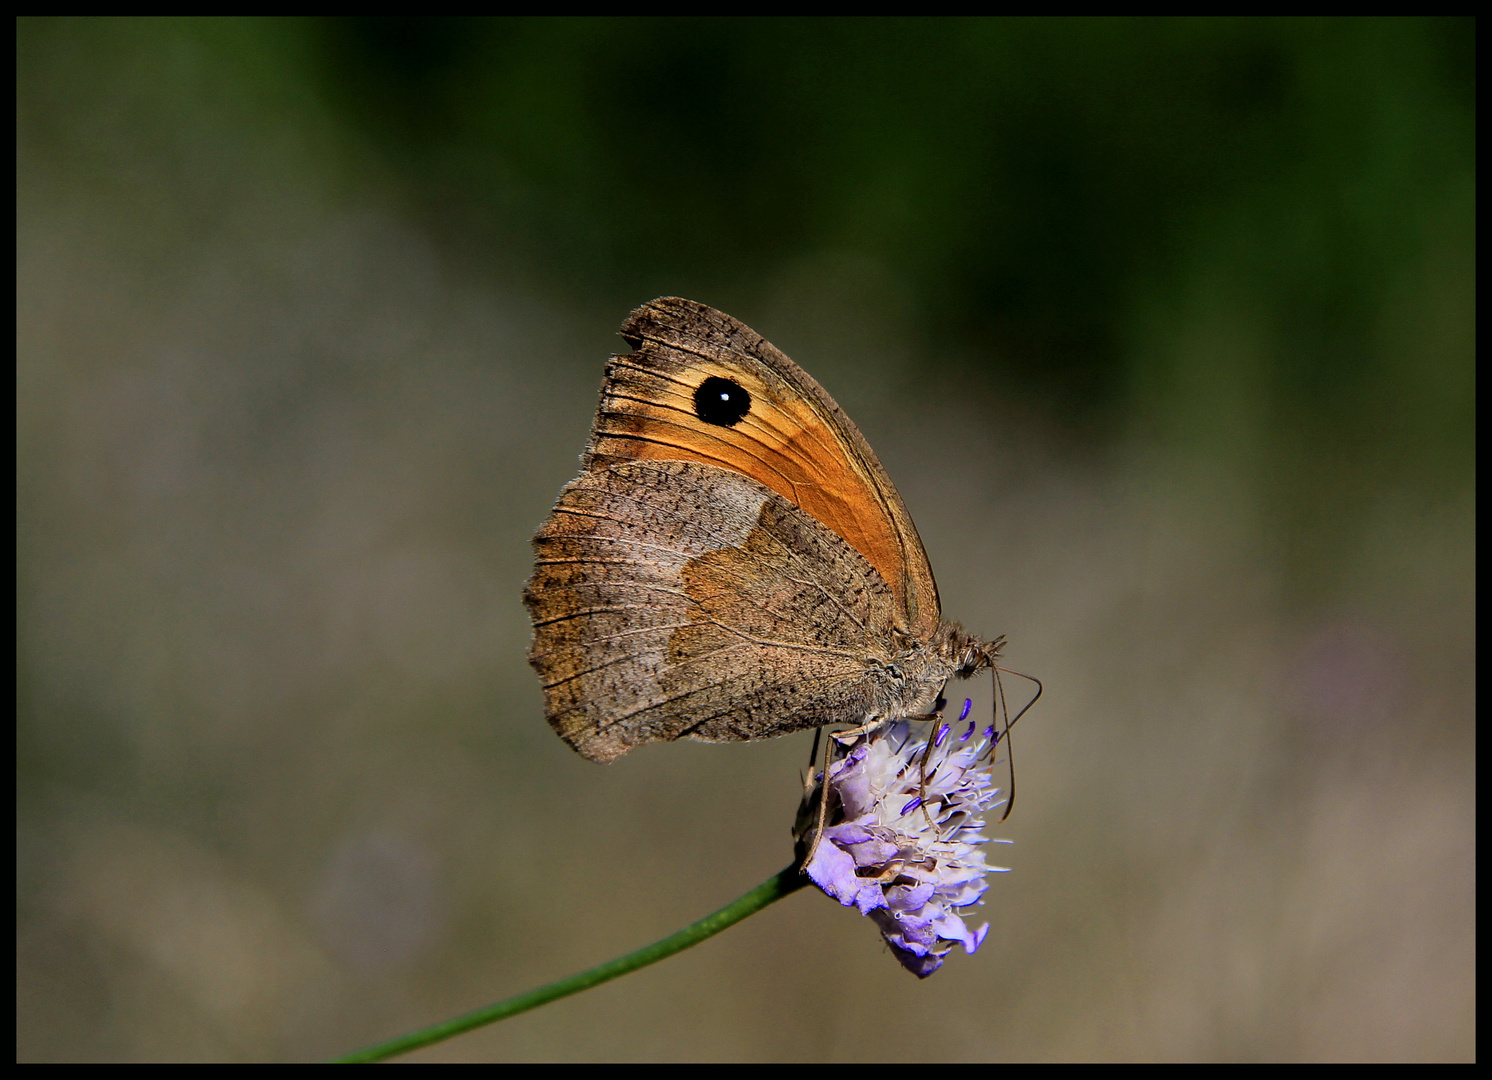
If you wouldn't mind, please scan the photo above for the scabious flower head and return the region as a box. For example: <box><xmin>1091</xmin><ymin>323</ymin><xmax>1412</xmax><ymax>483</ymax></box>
<box><xmin>795</xmin><ymin>706</ymin><xmax>1008</xmax><ymax>977</ymax></box>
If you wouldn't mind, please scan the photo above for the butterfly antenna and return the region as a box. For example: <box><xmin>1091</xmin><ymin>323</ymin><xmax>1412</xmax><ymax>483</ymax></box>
<box><xmin>992</xmin><ymin>667</ymin><xmax>1015</xmax><ymax>822</ymax></box>
<box><xmin>990</xmin><ymin>666</ymin><xmax>1042</xmax><ymax>823</ymax></box>
<box><xmin>996</xmin><ymin>666</ymin><xmax>1044</xmax><ymax>731</ymax></box>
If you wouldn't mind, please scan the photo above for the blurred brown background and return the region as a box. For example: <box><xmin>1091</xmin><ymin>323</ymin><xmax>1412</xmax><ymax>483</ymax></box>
<box><xmin>17</xmin><ymin>18</ymin><xmax>1474</xmax><ymax>1061</ymax></box>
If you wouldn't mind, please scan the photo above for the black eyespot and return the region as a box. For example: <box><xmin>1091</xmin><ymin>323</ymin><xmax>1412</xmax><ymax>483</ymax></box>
<box><xmin>693</xmin><ymin>376</ymin><xmax>751</xmax><ymax>427</ymax></box>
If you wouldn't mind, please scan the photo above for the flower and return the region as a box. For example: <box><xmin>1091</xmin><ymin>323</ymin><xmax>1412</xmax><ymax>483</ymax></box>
<box><xmin>795</xmin><ymin>703</ymin><xmax>1008</xmax><ymax>977</ymax></box>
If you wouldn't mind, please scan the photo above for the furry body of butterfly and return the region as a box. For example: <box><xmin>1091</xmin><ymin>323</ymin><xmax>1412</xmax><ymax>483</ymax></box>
<box><xmin>525</xmin><ymin>297</ymin><xmax>1001</xmax><ymax>764</ymax></box>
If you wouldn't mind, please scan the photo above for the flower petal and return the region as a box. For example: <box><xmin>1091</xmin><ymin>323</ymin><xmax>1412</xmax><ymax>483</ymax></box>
<box><xmin>804</xmin><ymin>834</ymin><xmax>865</xmax><ymax>909</ymax></box>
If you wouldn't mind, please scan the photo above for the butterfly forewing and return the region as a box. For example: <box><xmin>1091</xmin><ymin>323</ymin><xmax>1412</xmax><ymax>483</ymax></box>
<box><xmin>586</xmin><ymin>297</ymin><xmax>941</xmax><ymax>639</ymax></box>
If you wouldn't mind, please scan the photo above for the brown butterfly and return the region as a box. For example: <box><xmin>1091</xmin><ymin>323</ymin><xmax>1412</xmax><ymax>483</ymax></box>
<box><xmin>525</xmin><ymin>297</ymin><xmax>1003</xmax><ymax>764</ymax></box>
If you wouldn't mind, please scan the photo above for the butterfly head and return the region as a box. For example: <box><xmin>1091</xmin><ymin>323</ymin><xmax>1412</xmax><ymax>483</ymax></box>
<box><xmin>938</xmin><ymin>625</ymin><xmax>1006</xmax><ymax>681</ymax></box>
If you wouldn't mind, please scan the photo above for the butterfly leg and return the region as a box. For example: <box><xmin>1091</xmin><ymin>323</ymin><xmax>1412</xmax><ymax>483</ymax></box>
<box><xmin>828</xmin><ymin>715</ymin><xmax>892</xmax><ymax>746</ymax></box>
<box><xmin>801</xmin><ymin>725</ymin><xmax>823</xmax><ymax>797</ymax></box>
<box><xmin>916</xmin><ymin>706</ymin><xmax>949</xmax><ymax>833</ymax></box>
<box><xmin>802</xmin><ymin>714</ymin><xmax>896</xmax><ymax>869</ymax></box>
<box><xmin>802</xmin><ymin>726</ymin><xmax>839</xmax><ymax>871</ymax></box>
<box><xmin>802</xmin><ymin>699</ymin><xmax>953</xmax><ymax>869</ymax></box>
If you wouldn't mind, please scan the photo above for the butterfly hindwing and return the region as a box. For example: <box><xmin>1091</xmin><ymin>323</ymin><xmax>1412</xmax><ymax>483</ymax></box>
<box><xmin>526</xmin><ymin>460</ymin><xmax>944</xmax><ymax>763</ymax></box>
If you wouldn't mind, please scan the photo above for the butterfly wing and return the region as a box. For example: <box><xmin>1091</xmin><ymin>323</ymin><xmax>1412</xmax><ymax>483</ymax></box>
<box><xmin>526</xmin><ymin>460</ymin><xmax>945</xmax><ymax>763</ymax></box>
<box><xmin>584</xmin><ymin>297</ymin><xmax>942</xmax><ymax>640</ymax></box>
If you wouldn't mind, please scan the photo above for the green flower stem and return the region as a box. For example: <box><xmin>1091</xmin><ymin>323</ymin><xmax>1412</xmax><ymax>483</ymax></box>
<box><xmin>333</xmin><ymin>862</ymin><xmax>809</xmax><ymax>1063</ymax></box>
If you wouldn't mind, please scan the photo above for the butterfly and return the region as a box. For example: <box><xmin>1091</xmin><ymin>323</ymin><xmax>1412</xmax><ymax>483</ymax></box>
<box><xmin>524</xmin><ymin>297</ymin><xmax>1003</xmax><ymax>764</ymax></box>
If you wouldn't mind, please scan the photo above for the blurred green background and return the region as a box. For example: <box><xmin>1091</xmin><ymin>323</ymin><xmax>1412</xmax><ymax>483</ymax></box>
<box><xmin>17</xmin><ymin>17</ymin><xmax>1474</xmax><ymax>1061</ymax></box>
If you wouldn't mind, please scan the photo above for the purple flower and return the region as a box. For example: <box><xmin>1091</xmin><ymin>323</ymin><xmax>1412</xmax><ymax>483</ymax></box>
<box><xmin>796</xmin><ymin>718</ymin><xmax>1008</xmax><ymax>977</ymax></box>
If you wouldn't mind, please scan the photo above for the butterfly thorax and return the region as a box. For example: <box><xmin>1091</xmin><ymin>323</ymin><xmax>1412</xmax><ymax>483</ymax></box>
<box><xmin>864</xmin><ymin>624</ymin><xmax>1004</xmax><ymax>726</ymax></box>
